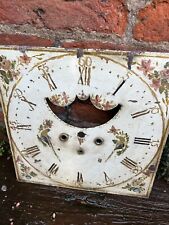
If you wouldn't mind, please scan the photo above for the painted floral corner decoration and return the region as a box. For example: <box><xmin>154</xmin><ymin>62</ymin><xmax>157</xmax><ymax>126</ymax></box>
<box><xmin>122</xmin><ymin>176</ymin><xmax>147</xmax><ymax>194</ymax></box>
<box><xmin>91</xmin><ymin>94</ymin><xmax>117</xmax><ymax>110</ymax></box>
<box><xmin>122</xmin><ymin>164</ymin><xmax>157</xmax><ymax>194</ymax></box>
<box><xmin>16</xmin><ymin>156</ymin><xmax>37</xmax><ymax>180</ymax></box>
<box><xmin>37</xmin><ymin>120</ymin><xmax>53</xmax><ymax>148</ymax></box>
<box><xmin>0</xmin><ymin>55</ymin><xmax>18</xmax><ymax>95</ymax></box>
<box><xmin>0</xmin><ymin>53</ymin><xmax>32</xmax><ymax>96</ymax></box>
<box><xmin>108</xmin><ymin>126</ymin><xmax>129</xmax><ymax>156</ymax></box>
<box><xmin>49</xmin><ymin>92</ymin><xmax>70</xmax><ymax>106</ymax></box>
<box><xmin>137</xmin><ymin>60</ymin><xmax>169</xmax><ymax>117</ymax></box>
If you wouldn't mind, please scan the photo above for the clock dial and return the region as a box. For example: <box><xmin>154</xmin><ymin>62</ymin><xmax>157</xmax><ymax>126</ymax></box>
<box><xmin>0</xmin><ymin>48</ymin><xmax>168</xmax><ymax>197</ymax></box>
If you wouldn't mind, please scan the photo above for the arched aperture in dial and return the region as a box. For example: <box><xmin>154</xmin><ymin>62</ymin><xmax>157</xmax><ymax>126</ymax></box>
<box><xmin>46</xmin><ymin>97</ymin><xmax>122</xmax><ymax>128</ymax></box>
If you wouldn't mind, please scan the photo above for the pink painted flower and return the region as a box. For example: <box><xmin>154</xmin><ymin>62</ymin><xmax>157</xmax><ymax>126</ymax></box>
<box><xmin>16</xmin><ymin>156</ymin><xmax>21</xmax><ymax>163</ymax></box>
<box><xmin>0</xmin><ymin>59</ymin><xmax>12</xmax><ymax>70</ymax></box>
<box><xmin>19</xmin><ymin>54</ymin><xmax>31</xmax><ymax>64</ymax></box>
<box><xmin>50</xmin><ymin>95</ymin><xmax>60</xmax><ymax>105</ymax></box>
<box><xmin>102</xmin><ymin>101</ymin><xmax>114</xmax><ymax>110</ymax></box>
<box><xmin>12</xmin><ymin>71</ymin><xmax>19</xmax><ymax>80</ymax></box>
<box><xmin>62</xmin><ymin>92</ymin><xmax>69</xmax><ymax>104</ymax></box>
<box><xmin>150</xmin><ymin>78</ymin><xmax>161</xmax><ymax>91</ymax></box>
<box><xmin>160</xmin><ymin>69</ymin><xmax>169</xmax><ymax>79</ymax></box>
<box><xmin>108</xmin><ymin>125</ymin><xmax>117</xmax><ymax>134</ymax></box>
<box><xmin>91</xmin><ymin>95</ymin><xmax>102</xmax><ymax>108</ymax></box>
<box><xmin>137</xmin><ymin>59</ymin><xmax>154</xmax><ymax>75</ymax></box>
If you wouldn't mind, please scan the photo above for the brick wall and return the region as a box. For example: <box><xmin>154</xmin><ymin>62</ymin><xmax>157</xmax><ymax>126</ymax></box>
<box><xmin>0</xmin><ymin>0</ymin><xmax>169</xmax><ymax>127</ymax></box>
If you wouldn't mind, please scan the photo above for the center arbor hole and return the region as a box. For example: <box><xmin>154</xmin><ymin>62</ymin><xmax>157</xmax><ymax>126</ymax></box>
<box><xmin>46</xmin><ymin>97</ymin><xmax>121</xmax><ymax>128</ymax></box>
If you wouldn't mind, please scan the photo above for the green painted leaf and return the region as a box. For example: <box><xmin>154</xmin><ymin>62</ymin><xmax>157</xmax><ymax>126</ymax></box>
<box><xmin>6</xmin><ymin>70</ymin><xmax>13</xmax><ymax>81</ymax></box>
<box><xmin>30</xmin><ymin>171</ymin><xmax>37</xmax><ymax>177</ymax></box>
<box><xmin>0</xmin><ymin>70</ymin><xmax>10</xmax><ymax>84</ymax></box>
<box><xmin>159</xmin><ymin>86</ymin><xmax>165</xmax><ymax>94</ymax></box>
<box><xmin>164</xmin><ymin>62</ymin><xmax>169</xmax><ymax>68</ymax></box>
<box><xmin>0</xmin><ymin>69</ymin><xmax>6</xmax><ymax>77</ymax></box>
<box><xmin>112</xmin><ymin>140</ymin><xmax>117</xmax><ymax>144</ymax></box>
<box><xmin>11</xmin><ymin>61</ymin><xmax>16</xmax><ymax>69</ymax></box>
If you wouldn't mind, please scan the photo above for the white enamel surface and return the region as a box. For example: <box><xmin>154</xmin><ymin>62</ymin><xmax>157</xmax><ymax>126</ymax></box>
<box><xmin>0</xmin><ymin>48</ymin><xmax>169</xmax><ymax>197</ymax></box>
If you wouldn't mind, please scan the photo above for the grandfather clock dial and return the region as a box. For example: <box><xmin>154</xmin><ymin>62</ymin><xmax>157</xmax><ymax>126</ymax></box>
<box><xmin>0</xmin><ymin>48</ymin><xmax>168</xmax><ymax>197</ymax></box>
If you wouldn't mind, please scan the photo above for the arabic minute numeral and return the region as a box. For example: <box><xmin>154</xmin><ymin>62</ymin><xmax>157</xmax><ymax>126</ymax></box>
<box><xmin>150</xmin><ymin>106</ymin><xmax>160</xmax><ymax>114</ymax></box>
<box><xmin>151</xmin><ymin>140</ymin><xmax>160</xmax><ymax>147</ymax></box>
<box><xmin>38</xmin><ymin>64</ymin><xmax>57</xmax><ymax>91</ymax></box>
<box><xmin>78</xmin><ymin>57</ymin><xmax>92</xmax><ymax>86</ymax></box>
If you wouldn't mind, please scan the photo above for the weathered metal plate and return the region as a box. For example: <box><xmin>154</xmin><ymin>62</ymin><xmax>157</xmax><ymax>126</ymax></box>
<box><xmin>0</xmin><ymin>47</ymin><xmax>168</xmax><ymax>197</ymax></box>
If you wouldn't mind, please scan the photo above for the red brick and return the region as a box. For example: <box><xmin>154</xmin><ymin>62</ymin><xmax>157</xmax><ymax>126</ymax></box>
<box><xmin>0</xmin><ymin>0</ymin><xmax>128</xmax><ymax>36</ymax></box>
<box><xmin>62</xmin><ymin>40</ymin><xmax>169</xmax><ymax>52</ymax></box>
<box><xmin>133</xmin><ymin>0</ymin><xmax>169</xmax><ymax>42</ymax></box>
<box><xmin>62</xmin><ymin>40</ymin><xmax>133</xmax><ymax>51</ymax></box>
<box><xmin>0</xmin><ymin>34</ymin><xmax>54</xmax><ymax>46</ymax></box>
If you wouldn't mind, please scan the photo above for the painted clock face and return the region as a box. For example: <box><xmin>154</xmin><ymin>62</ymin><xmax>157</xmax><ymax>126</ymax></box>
<box><xmin>0</xmin><ymin>48</ymin><xmax>169</xmax><ymax>197</ymax></box>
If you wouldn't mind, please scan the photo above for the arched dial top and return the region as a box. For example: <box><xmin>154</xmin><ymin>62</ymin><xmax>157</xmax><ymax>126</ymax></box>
<box><xmin>0</xmin><ymin>48</ymin><xmax>168</xmax><ymax>197</ymax></box>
